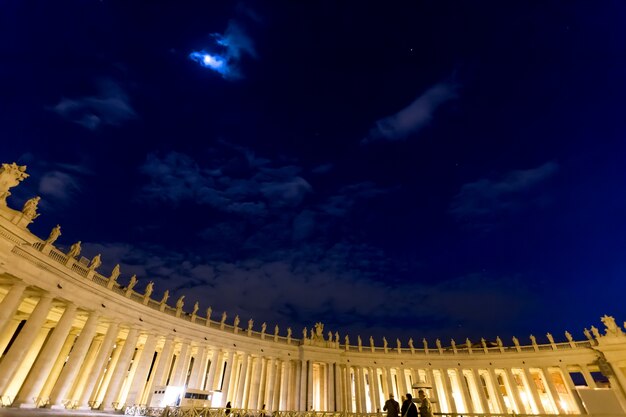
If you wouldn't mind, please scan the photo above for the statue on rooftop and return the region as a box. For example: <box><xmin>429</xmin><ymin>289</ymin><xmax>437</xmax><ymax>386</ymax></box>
<box><xmin>466</xmin><ymin>338</ymin><xmax>472</xmax><ymax>349</ymax></box>
<box><xmin>345</xmin><ymin>335</ymin><xmax>350</xmax><ymax>346</ymax></box>
<box><xmin>21</xmin><ymin>196</ymin><xmax>41</xmax><ymax>219</ymax></box>
<box><xmin>287</xmin><ymin>327</ymin><xmax>292</xmax><ymax>338</ymax></box>
<box><xmin>436</xmin><ymin>339</ymin><xmax>442</xmax><ymax>350</ymax></box>
<box><xmin>302</xmin><ymin>327</ymin><xmax>308</xmax><ymax>340</ymax></box>
<box><xmin>383</xmin><ymin>337</ymin><xmax>388</xmax><ymax>350</ymax></box>
<box><xmin>0</xmin><ymin>163</ymin><xmax>28</xmax><ymax>205</ymax></box>
<box><xmin>127</xmin><ymin>275</ymin><xmax>138</xmax><ymax>291</ymax></box>
<box><xmin>67</xmin><ymin>241</ymin><xmax>82</xmax><ymax>258</ymax></box>
<box><xmin>160</xmin><ymin>290</ymin><xmax>169</xmax><ymax>305</ymax></box>
<box><xmin>276</xmin><ymin>325</ymin><xmax>280</xmax><ymax>336</ymax></box>
<box><xmin>248</xmin><ymin>318</ymin><xmax>254</xmax><ymax>331</ymax></box>
<box><xmin>357</xmin><ymin>335</ymin><xmax>362</xmax><ymax>350</ymax></box>
<box><xmin>314</xmin><ymin>322</ymin><xmax>324</xmax><ymax>340</ymax></box>
<box><xmin>583</xmin><ymin>328</ymin><xmax>592</xmax><ymax>340</ymax></box>
<box><xmin>335</xmin><ymin>332</ymin><xmax>339</xmax><ymax>343</ymax></box>
<box><xmin>45</xmin><ymin>224</ymin><xmax>61</xmax><ymax>245</ymax></box>
<box><xmin>546</xmin><ymin>333</ymin><xmax>555</xmax><ymax>344</ymax></box>
<box><xmin>601</xmin><ymin>315</ymin><xmax>622</xmax><ymax>336</ymax></box>
<box><xmin>89</xmin><ymin>254</ymin><xmax>102</xmax><ymax>270</ymax></box>
<box><xmin>565</xmin><ymin>331</ymin><xmax>574</xmax><ymax>343</ymax></box>
<box><xmin>234</xmin><ymin>315</ymin><xmax>240</xmax><ymax>328</ymax></box>
<box><xmin>496</xmin><ymin>336</ymin><xmax>503</xmax><ymax>347</ymax></box>
<box><xmin>328</xmin><ymin>330</ymin><xmax>332</xmax><ymax>341</ymax></box>
<box><xmin>408</xmin><ymin>338</ymin><xmax>414</xmax><ymax>349</ymax></box>
<box><xmin>261</xmin><ymin>322</ymin><xmax>267</xmax><ymax>335</ymax></box>
<box><xmin>192</xmin><ymin>302</ymin><xmax>199</xmax><ymax>316</ymax></box>
<box><xmin>396</xmin><ymin>338</ymin><xmax>401</xmax><ymax>350</ymax></box>
<box><xmin>206</xmin><ymin>306</ymin><xmax>212</xmax><ymax>320</ymax></box>
<box><xmin>591</xmin><ymin>325</ymin><xmax>601</xmax><ymax>339</ymax></box>
<box><xmin>145</xmin><ymin>281</ymin><xmax>154</xmax><ymax>298</ymax></box>
<box><xmin>370</xmin><ymin>336</ymin><xmax>375</xmax><ymax>348</ymax></box>
<box><xmin>512</xmin><ymin>336</ymin><xmax>520</xmax><ymax>347</ymax></box>
<box><xmin>221</xmin><ymin>311</ymin><xmax>227</xmax><ymax>325</ymax></box>
<box><xmin>529</xmin><ymin>334</ymin><xmax>537</xmax><ymax>346</ymax></box>
<box><xmin>109</xmin><ymin>264</ymin><xmax>121</xmax><ymax>282</ymax></box>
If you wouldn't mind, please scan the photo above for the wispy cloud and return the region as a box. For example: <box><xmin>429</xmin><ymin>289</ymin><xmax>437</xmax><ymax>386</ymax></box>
<box><xmin>76</xmin><ymin>238</ymin><xmax>533</xmax><ymax>341</ymax></box>
<box><xmin>363</xmin><ymin>82</ymin><xmax>457</xmax><ymax>144</ymax></box>
<box><xmin>450</xmin><ymin>162</ymin><xmax>559</xmax><ymax>221</ymax></box>
<box><xmin>51</xmin><ymin>79</ymin><xmax>136</xmax><ymax>130</ymax></box>
<box><xmin>189</xmin><ymin>20</ymin><xmax>257</xmax><ymax>80</ymax></box>
<box><xmin>139</xmin><ymin>150</ymin><xmax>311</xmax><ymax>216</ymax></box>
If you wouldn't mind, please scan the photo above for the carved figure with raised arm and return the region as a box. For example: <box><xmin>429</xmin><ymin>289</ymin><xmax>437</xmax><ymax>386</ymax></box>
<box><xmin>45</xmin><ymin>224</ymin><xmax>61</xmax><ymax>245</ymax></box>
<box><xmin>0</xmin><ymin>163</ymin><xmax>29</xmax><ymax>204</ymax></box>
<box><xmin>314</xmin><ymin>322</ymin><xmax>324</xmax><ymax>340</ymax></box>
<box><xmin>67</xmin><ymin>241</ymin><xmax>82</xmax><ymax>258</ymax></box>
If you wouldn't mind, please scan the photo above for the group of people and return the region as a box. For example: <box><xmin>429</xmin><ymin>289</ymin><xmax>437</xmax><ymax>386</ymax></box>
<box><xmin>383</xmin><ymin>390</ymin><xmax>432</xmax><ymax>417</ymax></box>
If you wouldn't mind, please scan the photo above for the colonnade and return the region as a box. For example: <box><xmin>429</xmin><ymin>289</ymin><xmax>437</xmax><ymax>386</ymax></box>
<box><xmin>0</xmin><ymin>163</ymin><xmax>626</xmax><ymax>415</ymax></box>
<box><xmin>0</xmin><ymin>280</ymin><xmax>624</xmax><ymax>414</ymax></box>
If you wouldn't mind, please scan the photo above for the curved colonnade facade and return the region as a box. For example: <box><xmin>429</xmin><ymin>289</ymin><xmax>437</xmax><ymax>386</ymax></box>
<box><xmin>0</xmin><ymin>162</ymin><xmax>625</xmax><ymax>415</ymax></box>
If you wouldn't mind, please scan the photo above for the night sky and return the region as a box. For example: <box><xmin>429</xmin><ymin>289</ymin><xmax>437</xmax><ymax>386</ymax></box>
<box><xmin>2</xmin><ymin>1</ymin><xmax>626</xmax><ymax>344</ymax></box>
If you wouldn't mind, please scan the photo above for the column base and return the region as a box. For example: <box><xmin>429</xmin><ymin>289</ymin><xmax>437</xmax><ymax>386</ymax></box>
<box><xmin>50</xmin><ymin>404</ymin><xmax>67</xmax><ymax>410</ymax></box>
<box><xmin>102</xmin><ymin>407</ymin><xmax>117</xmax><ymax>412</ymax></box>
<box><xmin>18</xmin><ymin>403</ymin><xmax>36</xmax><ymax>409</ymax></box>
<box><xmin>77</xmin><ymin>406</ymin><xmax>93</xmax><ymax>410</ymax></box>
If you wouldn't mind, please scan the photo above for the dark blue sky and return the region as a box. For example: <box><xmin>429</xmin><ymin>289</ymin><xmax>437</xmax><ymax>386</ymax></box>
<box><xmin>2</xmin><ymin>1</ymin><xmax>626</xmax><ymax>343</ymax></box>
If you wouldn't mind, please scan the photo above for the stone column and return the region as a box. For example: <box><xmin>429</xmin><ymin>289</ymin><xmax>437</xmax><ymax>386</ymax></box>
<box><xmin>221</xmin><ymin>350</ymin><xmax>236</xmax><ymax>405</ymax></box>
<box><xmin>0</xmin><ymin>281</ymin><xmax>27</xmax><ymax>344</ymax></box>
<box><xmin>486</xmin><ymin>368</ymin><xmax>507</xmax><ymax>413</ymax></box>
<box><xmin>266</xmin><ymin>358</ymin><xmax>277</xmax><ymax>410</ymax></box>
<box><xmin>171</xmin><ymin>341</ymin><xmax>191</xmax><ymax>386</ymax></box>
<box><xmin>15</xmin><ymin>303</ymin><xmax>77</xmax><ymax>408</ymax></box>
<box><xmin>457</xmin><ymin>369</ymin><xmax>474</xmax><ymax>413</ymax></box>
<box><xmin>76</xmin><ymin>322</ymin><xmax>120</xmax><ymax>409</ymax></box>
<box><xmin>471</xmin><ymin>369</ymin><xmax>490</xmax><ymax>413</ymax></box>
<box><xmin>558</xmin><ymin>365</ymin><xmax>584</xmax><ymax>413</ymax></box>
<box><xmin>504</xmin><ymin>368</ymin><xmax>526</xmax><ymax>414</ymax></box>
<box><xmin>40</xmin><ymin>332</ymin><xmax>78</xmax><ymax>401</ymax></box>
<box><xmin>204</xmin><ymin>349</ymin><xmax>220</xmax><ymax>391</ymax></box>
<box><xmin>248</xmin><ymin>356</ymin><xmax>264</xmax><ymax>409</ymax></box>
<box><xmin>522</xmin><ymin>367</ymin><xmax>545</xmax><ymax>414</ymax></box>
<box><xmin>541</xmin><ymin>367</ymin><xmax>566</xmax><ymax>414</ymax></box>
<box><xmin>70</xmin><ymin>335</ymin><xmax>103</xmax><ymax>402</ymax></box>
<box><xmin>147</xmin><ymin>335</ymin><xmax>174</xmax><ymax>398</ymax></box>
<box><xmin>189</xmin><ymin>346</ymin><xmax>208</xmax><ymax>389</ymax></box>
<box><xmin>440</xmin><ymin>369</ymin><xmax>457</xmax><ymax>413</ymax></box>
<box><xmin>334</xmin><ymin>364</ymin><xmax>343</xmax><ymax>412</ymax></box>
<box><xmin>0</xmin><ymin>293</ymin><xmax>53</xmax><ymax>394</ymax></box>
<box><xmin>370</xmin><ymin>367</ymin><xmax>380</xmax><ymax>412</ymax></box>
<box><xmin>281</xmin><ymin>360</ymin><xmax>292</xmax><ymax>410</ymax></box>
<box><xmin>125</xmin><ymin>333</ymin><xmax>158</xmax><ymax>405</ymax></box>
<box><xmin>235</xmin><ymin>353</ymin><xmax>249</xmax><ymax>407</ymax></box>
<box><xmin>398</xmin><ymin>368</ymin><xmax>409</xmax><ymax>399</ymax></box>
<box><xmin>94</xmin><ymin>339</ymin><xmax>123</xmax><ymax>405</ymax></box>
<box><xmin>100</xmin><ymin>328</ymin><xmax>140</xmax><ymax>410</ymax></box>
<box><xmin>357</xmin><ymin>366</ymin><xmax>366</xmax><ymax>412</ymax></box>
<box><xmin>328</xmin><ymin>363</ymin><xmax>336</xmax><ymax>411</ymax></box>
<box><xmin>425</xmin><ymin>369</ymin><xmax>441</xmax><ymax>411</ymax></box>
<box><xmin>49</xmin><ymin>311</ymin><xmax>101</xmax><ymax>408</ymax></box>
<box><xmin>385</xmin><ymin>367</ymin><xmax>394</xmax><ymax>398</ymax></box>
<box><xmin>297</xmin><ymin>359</ymin><xmax>306</xmax><ymax>411</ymax></box>
<box><xmin>307</xmin><ymin>360</ymin><xmax>314</xmax><ymax>410</ymax></box>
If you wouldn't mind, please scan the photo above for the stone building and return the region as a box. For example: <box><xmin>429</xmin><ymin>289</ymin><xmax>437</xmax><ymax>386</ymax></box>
<box><xmin>0</xmin><ymin>162</ymin><xmax>625</xmax><ymax>415</ymax></box>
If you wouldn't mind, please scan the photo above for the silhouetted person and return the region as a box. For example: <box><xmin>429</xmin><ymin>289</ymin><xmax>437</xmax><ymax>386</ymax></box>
<box><xmin>401</xmin><ymin>393</ymin><xmax>418</xmax><ymax>417</ymax></box>
<box><xmin>225</xmin><ymin>401</ymin><xmax>232</xmax><ymax>415</ymax></box>
<box><xmin>383</xmin><ymin>393</ymin><xmax>400</xmax><ymax>417</ymax></box>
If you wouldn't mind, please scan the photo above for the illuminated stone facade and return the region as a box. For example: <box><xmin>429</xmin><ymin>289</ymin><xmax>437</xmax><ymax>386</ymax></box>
<box><xmin>0</xmin><ymin>162</ymin><xmax>625</xmax><ymax>414</ymax></box>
